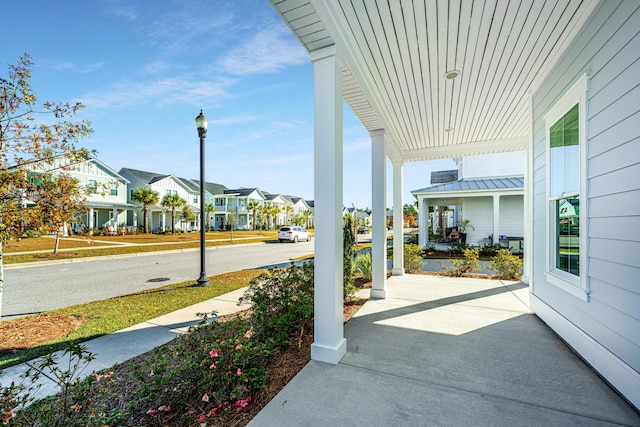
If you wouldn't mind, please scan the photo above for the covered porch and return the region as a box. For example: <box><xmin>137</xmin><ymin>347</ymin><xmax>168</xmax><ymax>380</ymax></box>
<box><xmin>249</xmin><ymin>274</ymin><xmax>640</xmax><ymax>425</ymax></box>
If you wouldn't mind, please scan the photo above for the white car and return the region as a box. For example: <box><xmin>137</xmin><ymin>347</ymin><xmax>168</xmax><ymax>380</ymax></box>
<box><xmin>278</xmin><ymin>226</ymin><xmax>311</xmax><ymax>243</ymax></box>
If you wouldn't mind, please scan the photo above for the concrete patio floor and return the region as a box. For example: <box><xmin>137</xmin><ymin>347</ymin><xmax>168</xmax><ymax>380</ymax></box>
<box><xmin>249</xmin><ymin>274</ymin><xmax>640</xmax><ymax>426</ymax></box>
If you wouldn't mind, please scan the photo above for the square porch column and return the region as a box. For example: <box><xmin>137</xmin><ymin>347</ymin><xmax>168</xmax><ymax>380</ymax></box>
<box><xmin>418</xmin><ymin>197</ymin><xmax>428</xmax><ymax>247</ymax></box>
<box><xmin>493</xmin><ymin>195</ymin><xmax>501</xmax><ymax>244</ymax></box>
<box><xmin>310</xmin><ymin>45</ymin><xmax>346</xmax><ymax>364</ymax></box>
<box><xmin>392</xmin><ymin>161</ymin><xmax>404</xmax><ymax>276</ymax></box>
<box><xmin>370</xmin><ymin>130</ymin><xmax>387</xmax><ymax>299</ymax></box>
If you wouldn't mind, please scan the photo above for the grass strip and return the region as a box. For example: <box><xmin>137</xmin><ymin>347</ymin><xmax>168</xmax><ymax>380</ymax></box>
<box><xmin>0</xmin><ymin>269</ymin><xmax>266</xmax><ymax>369</ymax></box>
<box><xmin>4</xmin><ymin>238</ymin><xmax>278</xmax><ymax>265</ymax></box>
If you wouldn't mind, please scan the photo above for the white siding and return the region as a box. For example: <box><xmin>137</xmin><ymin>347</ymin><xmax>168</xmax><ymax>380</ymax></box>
<box><xmin>531</xmin><ymin>0</ymin><xmax>640</xmax><ymax>407</ymax></box>
<box><xmin>498</xmin><ymin>196</ymin><xmax>524</xmax><ymax>238</ymax></box>
<box><xmin>461</xmin><ymin>151</ymin><xmax>525</xmax><ymax>179</ymax></box>
<box><xmin>462</xmin><ymin>198</ymin><xmax>493</xmax><ymax>245</ymax></box>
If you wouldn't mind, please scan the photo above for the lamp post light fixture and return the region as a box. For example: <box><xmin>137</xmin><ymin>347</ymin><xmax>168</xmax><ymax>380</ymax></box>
<box><xmin>196</xmin><ymin>110</ymin><xmax>210</xmax><ymax>287</ymax></box>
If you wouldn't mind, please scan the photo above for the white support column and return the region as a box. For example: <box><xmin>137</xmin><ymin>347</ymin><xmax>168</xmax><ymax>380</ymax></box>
<box><xmin>493</xmin><ymin>195</ymin><xmax>501</xmax><ymax>244</ymax></box>
<box><xmin>133</xmin><ymin>210</ymin><xmax>138</xmax><ymax>228</ymax></box>
<box><xmin>370</xmin><ymin>130</ymin><xmax>387</xmax><ymax>299</ymax></box>
<box><xmin>418</xmin><ymin>197</ymin><xmax>427</xmax><ymax>247</ymax></box>
<box><xmin>88</xmin><ymin>208</ymin><xmax>94</xmax><ymax>229</ymax></box>
<box><xmin>310</xmin><ymin>45</ymin><xmax>346</xmax><ymax>364</ymax></box>
<box><xmin>392</xmin><ymin>161</ymin><xmax>404</xmax><ymax>276</ymax></box>
<box><xmin>112</xmin><ymin>208</ymin><xmax>118</xmax><ymax>226</ymax></box>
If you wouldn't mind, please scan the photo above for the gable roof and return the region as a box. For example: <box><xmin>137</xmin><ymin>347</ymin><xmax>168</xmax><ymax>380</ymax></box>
<box><xmin>192</xmin><ymin>180</ymin><xmax>228</xmax><ymax>196</ymax></box>
<box><xmin>224</xmin><ymin>188</ymin><xmax>261</xmax><ymax>197</ymax></box>
<box><xmin>119</xmin><ymin>168</ymin><xmax>163</xmax><ymax>184</ymax></box>
<box><xmin>412</xmin><ymin>177</ymin><xmax>524</xmax><ymax>195</ymax></box>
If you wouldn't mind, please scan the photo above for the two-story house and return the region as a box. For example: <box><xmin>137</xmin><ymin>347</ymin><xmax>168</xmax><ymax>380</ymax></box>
<box><xmin>26</xmin><ymin>155</ymin><xmax>135</xmax><ymax>234</ymax></box>
<box><xmin>119</xmin><ymin>168</ymin><xmax>199</xmax><ymax>233</ymax></box>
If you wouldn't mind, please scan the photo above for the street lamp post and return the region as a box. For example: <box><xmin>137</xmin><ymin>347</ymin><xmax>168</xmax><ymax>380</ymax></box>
<box><xmin>196</xmin><ymin>110</ymin><xmax>210</xmax><ymax>287</ymax></box>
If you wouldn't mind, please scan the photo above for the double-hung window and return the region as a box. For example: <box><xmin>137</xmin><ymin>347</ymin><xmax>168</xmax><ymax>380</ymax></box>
<box><xmin>544</xmin><ymin>74</ymin><xmax>589</xmax><ymax>300</ymax></box>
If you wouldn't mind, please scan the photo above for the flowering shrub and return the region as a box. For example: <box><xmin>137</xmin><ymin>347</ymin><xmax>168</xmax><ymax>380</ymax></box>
<box><xmin>239</xmin><ymin>262</ymin><xmax>314</xmax><ymax>347</ymax></box>
<box><xmin>1</xmin><ymin>263</ymin><xmax>317</xmax><ymax>426</ymax></box>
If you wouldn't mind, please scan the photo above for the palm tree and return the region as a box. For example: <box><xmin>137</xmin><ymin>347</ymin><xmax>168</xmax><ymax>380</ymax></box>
<box><xmin>161</xmin><ymin>193</ymin><xmax>186</xmax><ymax>234</ymax></box>
<box><xmin>131</xmin><ymin>187</ymin><xmax>159</xmax><ymax>234</ymax></box>
<box><xmin>284</xmin><ymin>205</ymin><xmax>294</xmax><ymax>225</ymax></box>
<box><xmin>302</xmin><ymin>209</ymin><xmax>313</xmax><ymax>228</ymax></box>
<box><xmin>247</xmin><ymin>200</ymin><xmax>261</xmax><ymax>231</ymax></box>
<box><xmin>269</xmin><ymin>206</ymin><xmax>280</xmax><ymax>229</ymax></box>
<box><xmin>204</xmin><ymin>203</ymin><xmax>215</xmax><ymax>231</ymax></box>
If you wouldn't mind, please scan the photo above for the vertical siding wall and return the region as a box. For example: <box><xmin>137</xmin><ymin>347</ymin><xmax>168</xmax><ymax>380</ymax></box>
<box><xmin>532</xmin><ymin>0</ymin><xmax>640</xmax><ymax>378</ymax></box>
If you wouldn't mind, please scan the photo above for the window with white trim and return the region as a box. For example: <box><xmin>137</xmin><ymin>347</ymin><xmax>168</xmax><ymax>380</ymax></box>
<box><xmin>544</xmin><ymin>74</ymin><xmax>589</xmax><ymax>300</ymax></box>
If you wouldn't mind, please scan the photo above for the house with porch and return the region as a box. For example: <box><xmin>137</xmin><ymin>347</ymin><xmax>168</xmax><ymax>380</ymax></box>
<box><xmin>191</xmin><ymin>180</ymin><xmax>228</xmax><ymax>230</ymax></box>
<box><xmin>412</xmin><ymin>151</ymin><xmax>525</xmax><ymax>249</ymax></box>
<box><xmin>25</xmin><ymin>155</ymin><xmax>135</xmax><ymax>233</ymax></box>
<box><xmin>119</xmin><ymin>168</ymin><xmax>201</xmax><ymax>232</ymax></box>
<box><xmin>213</xmin><ymin>188</ymin><xmax>266</xmax><ymax>230</ymax></box>
<box><xmin>270</xmin><ymin>0</ymin><xmax>639</xmax><ymax>409</ymax></box>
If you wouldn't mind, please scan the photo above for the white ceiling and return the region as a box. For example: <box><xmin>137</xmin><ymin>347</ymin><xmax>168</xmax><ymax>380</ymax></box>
<box><xmin>270</xmin><ymin>0</ymin><xmax>599</xmax><ymax>162</ymax></box>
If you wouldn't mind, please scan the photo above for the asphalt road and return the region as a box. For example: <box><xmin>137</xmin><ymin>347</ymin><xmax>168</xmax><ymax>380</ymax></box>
<box><xmin>1</xmin><ymin>240</ymin><xmax>315</xmax><ymax>319</ymax></box>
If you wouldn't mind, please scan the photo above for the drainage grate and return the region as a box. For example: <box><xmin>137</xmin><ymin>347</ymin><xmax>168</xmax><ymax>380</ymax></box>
<box><xmin>147</xmin><ymin>277</ymin><xmax>170</xmax><ymax>283</ymax></box>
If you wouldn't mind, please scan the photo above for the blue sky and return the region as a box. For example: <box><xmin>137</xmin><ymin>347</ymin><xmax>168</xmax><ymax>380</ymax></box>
<box><xmin>3</xmin><ymin>0</ymin><xmax>454</xmax><ymax>208</ymax></box>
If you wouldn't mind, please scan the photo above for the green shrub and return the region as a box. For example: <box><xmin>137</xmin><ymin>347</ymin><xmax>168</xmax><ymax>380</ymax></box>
<box><xmin>479</xmin><ymin>243</ymin><xmax>503</xmax><ymax>257</ymax></box>
<box><xmin>239</xmin><ymin>262</ymin><xmax>314</xmax><ymax>346</ymax></box>
<box><xmin>423</xmin><ymin>243</ymin><xmax>436</xmax><ymax>253</ymax></box>
<box><xmin>343</xmin><ymin>215</ymin><xmax>358</xmax><ymax>301</ymax></box>
<box><xmin>490</xmin><ymin>249</ymin><xmax>523</xmax><ymax>279</ymax></box>
<box><xmin>441</xmin><ymin>248</ymin><xmax>480</xmax><ymax>277</ymax></box>
<box><xmin>404</xmin><ymin>243</ymin><xmax>424</xmax><ymax>273</ymax></box>
<box><xmin>448</xmin><ymin>241</ymin><xmax>469</xmax><ymax>255</ymax></box>
<box><xmin>355</xmin><ymin>253</ymin><xmax>373</xmax><ymax>281</ymax></box>
<box><xmin>405</xmin><ymin>234</ymin><xmax>418</xmax><ymax>245</ymax></box>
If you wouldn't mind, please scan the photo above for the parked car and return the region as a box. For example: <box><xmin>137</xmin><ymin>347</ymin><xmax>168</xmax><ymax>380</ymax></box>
<box><xmin>357</xmin><ymin>226</ymin><xmax>369</xmax><ymax>234</ymax></box>
<box><xmin>278</xmin><ymin>226</ymin><xmax>311</xmax><ymax>243</ymax></box>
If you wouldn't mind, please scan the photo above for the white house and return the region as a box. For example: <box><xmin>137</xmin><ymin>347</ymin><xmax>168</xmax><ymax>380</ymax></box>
<box><xmin>213</xmin><ymin>188</ymin><xmax>265</xmax><ymax>230</ymax></box>
<box><xmin>27</xmin><ymin>156</ymin><xmax>135</xmax><ymax>233</ymax></box>
<box><xmin>270</xmin><ymin>0</ymin><xmax>640</xmax><ymax>409</ymax></box>
<box><xmin>119</xmin><ymin>168</ymin><xmax>200</xmax><ymax>232</ymax></box>
<box><xmin>412</xmin><ymin>151</ymin><xmax>525</xmax><ymax>249</ymax></box>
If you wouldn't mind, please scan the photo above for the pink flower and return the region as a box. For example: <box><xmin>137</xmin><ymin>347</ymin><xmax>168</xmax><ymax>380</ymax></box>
<box><xmin>72</xmin><ymin>403</ymin><xmax>82</xmax><ymax>412</ymax></box>
<box><xmin>209</xmin><ymin>363</ymin><xmax>217</xmax><ymax>369</ymax></box>
<box><xmin>237</xmin><ymin>368</ymin><xmax>243</xmax><ymax>376</ymax></box>
<box><xmin>197</xmin><ymin>415</ymin><xmax>206</xmax><ymax>422</ymax></box>
<box><xmin>245</xmin><ymin>329</ymin><xmax>253</xmax><ymax>339</ymax></box>
<box><xmin>146</xmin><ymin>409</ymin><xmax>158</xmax><ymax>415</ymax></box>
<box><xmin>209</xmin><ymin>348</ymin><xmax>219</xmax><ymax>357</ymax></box>
<box><xmin>202</xmin><ymin>394</ymin><xmax>209</xmax><ymax>402</ymax></box>
<box><xmin>236</xmin><ymin>343</ymin><xmax>243</xmax><ymax>350</ymax></box>
<box><xmin>158</xmin><ymin>405</ymin><xmax>171</xmax><ymax>412</ymax></box>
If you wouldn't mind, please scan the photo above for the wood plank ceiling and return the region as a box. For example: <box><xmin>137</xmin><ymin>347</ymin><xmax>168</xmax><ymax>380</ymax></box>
<box><xmin>270</xmin><ymin>0</ymin><xmax>598</xmax><ymax>162</ymax></box>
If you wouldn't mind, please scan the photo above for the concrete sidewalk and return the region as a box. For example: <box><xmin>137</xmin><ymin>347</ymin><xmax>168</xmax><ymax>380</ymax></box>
<box><xmin>249</xmin><ymin>275</ymin><xmax>640</xmax><ymax>426</ymax></box>
<box><xmin>0</xmin><ymin>287</ymin><xmax>251</xmax><ymax>399</ymax></box>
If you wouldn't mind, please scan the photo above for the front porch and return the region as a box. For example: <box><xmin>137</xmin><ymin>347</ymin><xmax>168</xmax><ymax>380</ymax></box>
<box><xmin>249</xmin><ymin>274</ymin><xmax>639</xmax><ymax>426</ymax></box>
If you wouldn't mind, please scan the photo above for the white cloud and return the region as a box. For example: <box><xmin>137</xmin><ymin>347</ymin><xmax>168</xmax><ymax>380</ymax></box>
<box><xmin>79</xmin><ymin>76</ymin><xmax>236</xmax><ymax>110</ymax></box>
<box><xmin>217</xmin><ymin>25</ymin><xmax>308</xmax><ymax>76</ymax></box>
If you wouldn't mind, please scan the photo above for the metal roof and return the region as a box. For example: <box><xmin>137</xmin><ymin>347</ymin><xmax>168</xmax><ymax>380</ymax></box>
<box><xmin>411</xmin><ymin>176</ymin><xmax>524</xmax><ymax>195</ymax></box>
